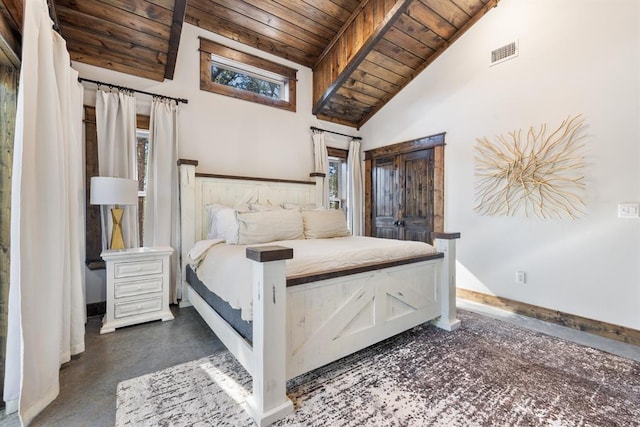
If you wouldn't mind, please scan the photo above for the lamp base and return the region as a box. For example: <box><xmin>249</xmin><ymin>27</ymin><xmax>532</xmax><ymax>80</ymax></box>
<box><xmin>110</xmin><ymin>206</ymin><xmax>125</xmax><ymax>250</ymax></box>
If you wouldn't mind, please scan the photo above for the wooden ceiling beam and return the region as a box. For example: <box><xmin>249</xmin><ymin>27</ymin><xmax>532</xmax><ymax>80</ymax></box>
<box><xmin>164</xmin><ymin>0</ymin><xmax>186</xmax><ymax>80</ymax></box>
<box><xmin>312</xmin><ymin>0</ymin><xmax>413</xmax><ymax>118</ymax></box>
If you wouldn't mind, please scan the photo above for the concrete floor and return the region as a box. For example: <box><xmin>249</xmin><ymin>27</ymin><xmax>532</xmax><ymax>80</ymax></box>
<box><xmin>2</xmin><ymin>301</ymin><xmax>639</xmax><ymax>426</ymax></box>
<box><xmin>1</xmin><ymin>305</ymin><xmax>225</xmax><ymax>427</ymax></box>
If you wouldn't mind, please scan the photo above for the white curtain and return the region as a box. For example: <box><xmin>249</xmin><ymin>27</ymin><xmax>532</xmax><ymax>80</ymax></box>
<box><xmin>4</xmin><ymin>0</ymin><xmax>85</xmax><ymax>423</ymax></box>
<box><xmin>95</xmin><ymin>90</ymin><xmax>139</xmax><ymax>249</ymax></box>
<box><xmin>143</xmin><ymin>99</ymin><xmax>181</xmax><ymax>302</ymax></box>
<box><xmin>312</xmin><ymin>130</ymin><xmax>328</xmax><ymax>208</ymax></box>
<box><xmin>347</xmin><ymin>139</ymin><xmax>364</xmax><ymax>235</ymax></box>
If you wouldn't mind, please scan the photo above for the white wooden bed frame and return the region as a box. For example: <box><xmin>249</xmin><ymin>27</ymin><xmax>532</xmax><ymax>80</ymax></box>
<box><xmin>178</xmin><ymin>160</ymin><xmax>460</xmax><ymax>426</ymax></box>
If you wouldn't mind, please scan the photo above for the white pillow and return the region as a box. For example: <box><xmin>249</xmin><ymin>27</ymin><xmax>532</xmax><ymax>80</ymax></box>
<box><xmin>237</xmin><ymin>209</ymin><xmax>303</xmax><ymax>245</ymax></box>
<box><xmin>217</xmin><ymin>208</ymin><xmax>241</xmax><ymax>243</ymax></box>
<box><xmin>303</xmin><ymin>209</ymin><xmax>351</xmax><ymax>239</ymax></box>
<box><xmin>205</xmin><ymin>204</ymin><xmax>242</xmax><ymax>243</ymax></box>
<box><xmin>282</xmin><ymin>202</ymin><xmax>317</xmax><ymax>210</ymax></box>
<box><xmin>249</xmin><ymin>202</ymin><xmax>282</xmax><ymax>212</ymax></box>
<box><xmin>205</xmin><ymin>204</ymin><xmax>229</xmax><ymax>239</ymax></box>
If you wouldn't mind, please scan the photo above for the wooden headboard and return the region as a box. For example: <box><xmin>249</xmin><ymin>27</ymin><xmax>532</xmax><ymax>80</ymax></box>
<box><xmin>178</xmin><ymin>159</ymin><xmax>319</xmax><ymax>304</ymax></box>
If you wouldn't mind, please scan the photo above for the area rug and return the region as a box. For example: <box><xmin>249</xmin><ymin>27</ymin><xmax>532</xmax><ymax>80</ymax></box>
<box><xmin>116</xmin><ymin>310</ymin><xmax>640</xmax><ymax>426</ymax></box>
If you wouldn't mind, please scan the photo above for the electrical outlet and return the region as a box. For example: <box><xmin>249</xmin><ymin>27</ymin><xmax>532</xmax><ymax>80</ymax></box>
<box><xmin>618</xmin><ymin>203</ymin><xmax>640</xmax><ymax>218</ymax></box>
<box><xmin>516</xmin><ymin>271</ymin><xmax>526</xmax><ymax>285</ymax></box>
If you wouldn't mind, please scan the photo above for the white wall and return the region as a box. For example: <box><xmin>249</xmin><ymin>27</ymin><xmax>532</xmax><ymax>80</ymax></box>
<box><xmin>361</xmin><ymin>0</ymin><xmax>640</xmax><ymax>329</ymax></box>
<box><xmin>77</xmin><ymin>23</ymin><xmax>358</xmax><ymax>303</ymax></box>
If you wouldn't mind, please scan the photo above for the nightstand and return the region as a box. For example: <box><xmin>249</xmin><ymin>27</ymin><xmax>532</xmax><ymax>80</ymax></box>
<box><xmin>100</xmin><ymin>246</ymin><xmax>175</xmax><ymax>334</ymax></box>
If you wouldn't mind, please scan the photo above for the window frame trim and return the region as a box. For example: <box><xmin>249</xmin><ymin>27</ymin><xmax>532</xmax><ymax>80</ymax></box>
<box><xmin>199</xmin><ymin>38</ymin><xmax>297</xmax><ymax>112</ymax></box>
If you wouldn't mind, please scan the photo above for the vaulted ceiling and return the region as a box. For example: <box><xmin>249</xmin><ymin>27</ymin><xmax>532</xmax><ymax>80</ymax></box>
<box><xmin>1</xmin><ymin>0</ymin><xmax>499</xmax><ymax>128</ymax></box>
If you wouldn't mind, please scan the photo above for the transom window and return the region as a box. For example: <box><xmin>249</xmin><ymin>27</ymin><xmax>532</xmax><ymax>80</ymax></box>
<box><xmin>210</xmin><ymin>56</ymin><xmax>287</xmax><ymax>101</ymax></box>
<box><xmin>200</xmin><ymin>38</ymin><xmax>297</xmax><ymax>112</ymax></box>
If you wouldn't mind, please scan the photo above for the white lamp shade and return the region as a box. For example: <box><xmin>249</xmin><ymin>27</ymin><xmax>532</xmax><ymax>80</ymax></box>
<box><xmin>90</xmin><ymin>177</ymin><xmax>139</xmax><ymax>206</ymax></box>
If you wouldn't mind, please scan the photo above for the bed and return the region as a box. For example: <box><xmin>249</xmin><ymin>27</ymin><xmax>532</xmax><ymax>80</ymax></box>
<box><xmin>178</xmin><ymin>159</ymin><xmax>460</xmax><ymax>426</ymax></box>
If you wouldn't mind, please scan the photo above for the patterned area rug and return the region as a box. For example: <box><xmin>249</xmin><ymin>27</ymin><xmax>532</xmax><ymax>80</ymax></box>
<box><xmin>116</xmin><ymin>310</ymin><xmax>640</xmax><ymax>426</ymax></box>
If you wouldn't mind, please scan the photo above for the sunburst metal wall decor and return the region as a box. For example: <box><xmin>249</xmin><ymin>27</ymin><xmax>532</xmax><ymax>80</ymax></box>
<box><xmin>474</xmin><ymin>115</ymin><xmax>586</xmax><ymax>219</ymax></box>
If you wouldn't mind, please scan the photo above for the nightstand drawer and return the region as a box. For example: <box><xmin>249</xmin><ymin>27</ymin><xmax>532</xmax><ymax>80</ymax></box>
<box><xmin>115</xmin><ymin>278</ymin><xmax>163</xmax><ymax>299</ymax></box>
<box><xmin>114</xmin><ymin>259</ymin><xmax>163</xmax><ymax>279</ymax></box>
<box><xmin>115</xmin><ymin>296</ymin><xmax>163</xmax><ymax>318</ymax></box>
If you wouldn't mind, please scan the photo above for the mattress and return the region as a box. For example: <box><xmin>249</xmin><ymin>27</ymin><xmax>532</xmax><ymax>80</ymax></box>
<box><xmin>188</xmin><ymin>236</ymin><xmax>436</xmax><ymax>322</ymax></box>
<box><xmin>186</xmin><ymin>264</ymin><xmax>252</xmax><ymax>342</ymax></box>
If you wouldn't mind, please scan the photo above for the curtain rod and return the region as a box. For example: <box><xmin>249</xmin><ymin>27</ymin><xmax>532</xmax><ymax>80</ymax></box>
<box><xmin>310</xmin><ymin>126</ymin><xmax>362</xmax><ymax>140</ymax></box>
<box><xmin>78</xmin><ymin>77</ymin><xmax>189</xmax><ymax>105</ymax></box>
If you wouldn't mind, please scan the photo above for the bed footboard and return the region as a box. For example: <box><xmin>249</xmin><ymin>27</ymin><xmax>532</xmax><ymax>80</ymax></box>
<box><xmin>243</xmin><ymin>237</ymin><xmax>459</xmax><ymax>426</ymax></box>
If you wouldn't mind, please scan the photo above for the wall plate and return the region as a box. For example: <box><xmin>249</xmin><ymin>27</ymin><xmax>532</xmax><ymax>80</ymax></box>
<box><xmin>618</xmin><ymin>203</ymin><xmax>640</xmax><ymax>218</ymax></box>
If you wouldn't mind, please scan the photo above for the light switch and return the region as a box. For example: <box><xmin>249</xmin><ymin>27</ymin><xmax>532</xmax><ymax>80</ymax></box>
<box><xmin>618</xmin><ymin>203</ymin><xmax>640</xmax><ymax>218</ymax></box>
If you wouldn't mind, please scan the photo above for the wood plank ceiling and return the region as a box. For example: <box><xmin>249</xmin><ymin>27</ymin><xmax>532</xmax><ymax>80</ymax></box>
<box><xmin>50</xmin><ymin>0</ymin><xmax>498</xmax><ymax>128</ymax></box>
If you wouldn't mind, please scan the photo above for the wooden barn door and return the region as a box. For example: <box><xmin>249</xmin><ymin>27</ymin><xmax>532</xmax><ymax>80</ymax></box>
<box><xmin>366</xmin><ymin>133</ymin><xmax>444</xmax><ymax>243</ymax></box>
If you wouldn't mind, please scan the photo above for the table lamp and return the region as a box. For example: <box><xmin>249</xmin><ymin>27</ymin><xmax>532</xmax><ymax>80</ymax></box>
<box><xmin>90</xmin><ymin>176</ymin><xmax>139</xmax><ymax>250</ymax></box>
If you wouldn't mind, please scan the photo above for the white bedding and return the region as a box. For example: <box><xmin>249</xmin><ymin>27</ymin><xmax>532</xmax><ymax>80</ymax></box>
<box><xmin>189</xmin><ymin>236</ymin><xmax>436</xmax><ymax>321</ymax></box>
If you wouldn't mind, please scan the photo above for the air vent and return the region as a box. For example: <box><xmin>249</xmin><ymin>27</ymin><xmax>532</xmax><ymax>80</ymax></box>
<box><xmin>491</xmin><ymin>41</ymin><xmax>518</xmax><ymax>65</ymax></box>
